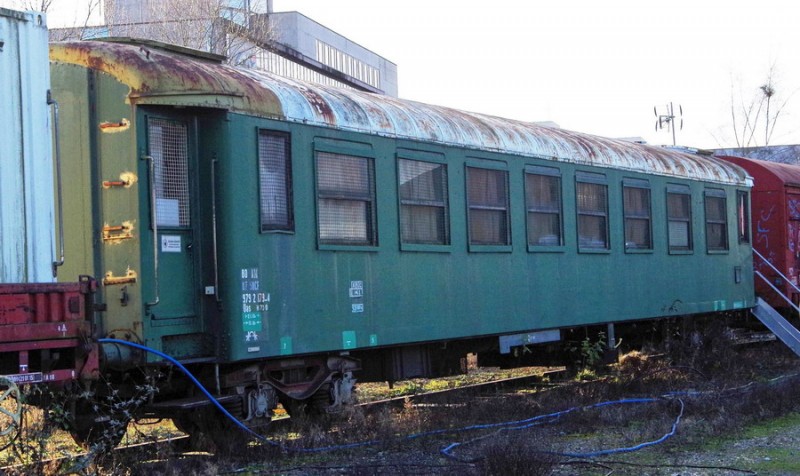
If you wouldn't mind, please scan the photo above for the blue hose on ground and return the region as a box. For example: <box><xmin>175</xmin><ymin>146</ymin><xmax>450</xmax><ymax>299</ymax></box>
<box><xmin>98</xmin><ymin>338</ymin><xmax>686</xmax><ymax>459</ymax></box>
<box><xmin>98</xmin><ymin>338</ymin><xmax>281</xmax><ymax>448</ymax></box>
<box><xmin>438</xmin><ymin>397</ymin><xmax>685</xmax><ymax>461</ymax></box>
<box><xmin>98</xmin><ymin>338</ymin><xmax>382</xmax><ymax>453</ymax></box>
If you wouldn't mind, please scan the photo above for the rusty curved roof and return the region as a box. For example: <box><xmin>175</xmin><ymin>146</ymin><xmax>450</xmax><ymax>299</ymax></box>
<box><xmin>717</xmin><ymin>155</ymin><xmax>800</xmax><ymax>189</ymax></box>
<box><xmin>50</xmin><ymin>40</ymin><xmax>750</xmax><ymax>186</ymax></box>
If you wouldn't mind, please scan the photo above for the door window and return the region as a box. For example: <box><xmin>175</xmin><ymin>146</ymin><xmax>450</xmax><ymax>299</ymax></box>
<box><xmin>148</xmin><ymin>118</ymin><xmax>190</xmax><ymax>228</ymax></box>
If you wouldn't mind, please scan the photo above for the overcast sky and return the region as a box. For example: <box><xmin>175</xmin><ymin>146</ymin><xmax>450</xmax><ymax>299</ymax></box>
<box><xmin>16</xmin><ymin>0</ymin><xmax>800</xmax><ymax>149</ymax></box>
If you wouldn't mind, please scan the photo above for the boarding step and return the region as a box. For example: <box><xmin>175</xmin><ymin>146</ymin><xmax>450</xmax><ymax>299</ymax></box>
<box><xmin>751</xmin><ymin>297</ymin><xmax>800</xmax><ymax>358</ymax></box>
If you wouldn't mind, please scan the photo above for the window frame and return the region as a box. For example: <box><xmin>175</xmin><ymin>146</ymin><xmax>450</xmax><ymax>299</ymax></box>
<box><xmin>622</xmin><ymin>178</ymin><xmax>653</xmax><ymax>252</ymax></box>
<box><xmin>737</xmin><ymin>190</ymin><xmax>750</xmax><ymax>244</ymax></box>
<box><xmin>525</xmin><ymin>165</ymin><xmax>564</xmax><ymax>252</ymax></box>
<box><xmin>704</xmin><ymin>189</ymin><xmax>729</xmax><ymax>253</ymax></box>
<box><xmin>257</xmin><ymin>129</ymin><xmax>294</xmax><ymax>233</ymax></box>
<box><xmin>575</xmin><ymin>172</ymin><xmax>610</xmax><ymax>253</ymax></box>
<box><xmin>465</xmin><ymin>163</ymin><xmax>511</xmax><ymax>252</ymax></box>
<box><xmin>666</xmin><ymin>184</ymin><xmax>693</xmax><ymax>254</ymax></box>
<box><xmin>314</xmin><ymin>149</ymin><xmax>378</xmax><ymax>250</ymax></box>
<box><xmin>397</xmin><ymin>154</ymin><xmax>451</xmax><ymax>251</ymax></box>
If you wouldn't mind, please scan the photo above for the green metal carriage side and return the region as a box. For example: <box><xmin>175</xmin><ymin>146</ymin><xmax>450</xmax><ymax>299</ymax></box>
<box><xmin>49</xmin><ymin>39</ymin><xmax>754</xmax><ymax>371</ymax></box>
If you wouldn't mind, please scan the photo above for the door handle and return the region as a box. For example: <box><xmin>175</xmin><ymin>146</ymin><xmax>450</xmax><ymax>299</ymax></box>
<box><xmin>141</xmin><ymin>155</ymin><xmax>160</xmax><ymax>308</ymax></box>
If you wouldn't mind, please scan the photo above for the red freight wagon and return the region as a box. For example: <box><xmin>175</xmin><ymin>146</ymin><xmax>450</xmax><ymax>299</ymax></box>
<box><xmin>0</xmin><ymin>277</ymin><xmax>98</xmax><ymax>385</ymax></box>
<box><xmin>717</xmin><ymin>155</ymin><xmax>800</xmax><ymax>313</ymax></box>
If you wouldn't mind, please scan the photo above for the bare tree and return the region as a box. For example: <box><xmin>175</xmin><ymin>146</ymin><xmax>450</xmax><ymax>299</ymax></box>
<box><xmin>6</xmin><ymin>0</ymin><xmax>54</xmax><ymax>11</ymax></box>
<box><xmin>0</xmin><ymin>0</ymin><xmax>104</xmax><ymax>38</ymax></box>
<box><xmin>728</xmin><ymin>63</ymin><xmax>794</xmax><ymax>147</ymax></box>
<box><xmin>100</xmin><ymin>0</ymin><xmax>273</xmax><ymax>66</ymax></box>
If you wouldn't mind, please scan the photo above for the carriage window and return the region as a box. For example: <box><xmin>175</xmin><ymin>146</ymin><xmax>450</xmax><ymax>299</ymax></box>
<box><xmin>399</xmin><ymin>159</ymin><xmax>449</xmax><ymax>245</ymax></box>
<box><xmin>148</xmin><ymin>118</ymin><xmax>190</xmax><ymax>227</ymax></box>
<box><xmin>576</xmin><ymin>174</ymin><xmax>609</xmax><ymax>250</ymax></box>
<box><xmin>737</xmin><ymin>191</ymin><xmax>750</xmax><ymax>243</ymax></box>
<box><xmin>258</xmin><ymin>130</ymin><xmax>293</xmax><ymax>231</ymax></box>
<box><xmin>316</xmin><ymin>152</ymin><xmax>377</xmax><ymax>246</ymax></box>
<box><xmin>467</xmin><ymin>167</ymin><xmax>510</xmax><ymax>246</ymax></box>
<box><xmin>667</xmin><ymin>189</ymin><xmax>693</xmax><ymax>252</ymax></box>
<box><xmin>623</xmin><ymin>183</ymin><xmax>652</xmax><ymax>250</ymax></box>
<box><xmin>705</xmin><ymin>191</ymin><xmax>728</xmax><ymax>251</ymax></box>
<box><xmin>525</xmin><ymin>171</ymin><xmax>562</xmax><ymax>247</ymax></box>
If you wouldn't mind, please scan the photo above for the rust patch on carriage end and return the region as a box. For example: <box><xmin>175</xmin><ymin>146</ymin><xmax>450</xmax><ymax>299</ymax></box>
<box><xmin>50</xmin><ymin>41</ymin><xmax>285</xmax><ymax>119</ymax></box>
<box><xmin>99</xmin><ymin>118</ymin><xmax>130</xmax><ymax>132</ymax></box>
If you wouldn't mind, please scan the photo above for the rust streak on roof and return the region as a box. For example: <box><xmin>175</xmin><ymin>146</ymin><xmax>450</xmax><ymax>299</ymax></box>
<box><xmin>50</xmin><ymin>40</ymin><xmax>750</xmax><ymax>186</ymax></box>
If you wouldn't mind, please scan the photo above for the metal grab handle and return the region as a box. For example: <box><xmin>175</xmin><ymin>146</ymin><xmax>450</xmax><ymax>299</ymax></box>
<box><xmin>141</xmin><ymin>155</ymin><xmax>160</xmax><ymax>308</ymax></box>
<box><xmin>753</xmin><ymin>248</ymin><xmax>800</xmax><ymax>297</ymax></box>
<box><xmin>211</xmin><ymin>158</ymin><xmax>221</xmax><ymax>303</ymax></box>
<box><xmin>48</xmin><ymin>91</ymin><xmax>65</xmax><ymax>277</ymax></box>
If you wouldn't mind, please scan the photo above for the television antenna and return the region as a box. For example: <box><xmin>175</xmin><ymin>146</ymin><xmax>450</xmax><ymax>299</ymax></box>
<box><xmin>654</xmin><ymin>102</ymin><xmax>683</xmax><ymax>146</ymax></box>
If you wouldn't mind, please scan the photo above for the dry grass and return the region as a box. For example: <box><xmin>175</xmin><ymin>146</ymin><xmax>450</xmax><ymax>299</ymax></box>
<box><xmin>3</xmin><ymin>334</ymin><xmax>800</xmax><ymax>475</ymax></box>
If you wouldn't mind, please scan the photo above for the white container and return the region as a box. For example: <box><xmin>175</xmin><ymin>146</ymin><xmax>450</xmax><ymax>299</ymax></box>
<box><xmin>0</xmin><ymin>8</ymin><xmax>55</xmax><ymax>283</ymax></box>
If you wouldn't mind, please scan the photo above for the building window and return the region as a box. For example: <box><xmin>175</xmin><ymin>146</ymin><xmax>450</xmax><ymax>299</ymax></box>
<box><xmin>467</xmin><ymin>167</ymin><xmax>509</xmax><ymax>246</ymax></box>
<box><xmin>316</xmin><ymin>40</ymin><xmax>381</xmax><ymax>89</ymax></box>
<box><xmin>576</xmin><ymin>174</ymin><xmax>609</xmax><ymax>250</ymax></box>
<box><xmin>258</xmin><ymin>130</ymin><xmax>293</xmax><ymax>231</ymax></box>
<box><xmin>316</xmin><ymin>152</ymin><xmax>376</xmax><ymax>246</ymax></box>
<box><xmin>705</xmin><ymin>190</ymin><xmax>728</xmax><ymax>251</ymax></box>
<box><xmin>398</xmin><ymin>159</ymin><xmax>449</xmax><ymax>245</ymax></box>
<box><xmin>623</xmin><ymin>182</ymin><xmax>652</xmax><ymax>250</ymax></box>
<box><xmin>525</xmin><ymin>169</ymin><xmax>562</xmax><ymax>246</ymax></box>
<box><xmin>737</xmin><ymin>191</ymin><xmax>750</xmax><ymax>243</ymax></box>
<box><xmin>667</xmin><ymin>188</ymin><xmax>693</xmax><ymax>252</ymax></box>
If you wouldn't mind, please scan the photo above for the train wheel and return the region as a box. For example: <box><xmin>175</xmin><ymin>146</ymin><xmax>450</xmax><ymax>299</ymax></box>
<box><xmin>0</xmin><ymin>378</ymin><xmax>22</xmax><ymax>442</ymax></box>
<box><xmin>173</xmin><ymin>412</ymin><xmax>217</xmax><ymax>453</ymax></box>
<box><xmin>281</xmin><ymin>383</ymin><xmax>333</xmax><ymax>419</ymax></box>
<box><xmin>176</xmin><ymin>405</ymin><xmax>268</xmax><ymax>455</ymax></box>
<box><xmin>67</xmin><ymin>399</ymin><xmax>130</xmax><ymax>452</ymax></box>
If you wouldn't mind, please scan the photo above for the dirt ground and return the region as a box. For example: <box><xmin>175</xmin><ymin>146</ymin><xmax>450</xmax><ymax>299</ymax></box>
<box><xmin>6</xmin><ymin>338</ymin><xmax>800</xmax><ymax>476</ymax></box>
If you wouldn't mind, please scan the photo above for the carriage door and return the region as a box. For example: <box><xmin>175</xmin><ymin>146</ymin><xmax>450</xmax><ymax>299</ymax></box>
<box><xmin>145</xmin><ymin>116</ymin><xmax>199</xmax><ymax>321</ymax></box>
<box><xmin>788</xmin><ymin>191</ymin><xmax>800</xmax><ymax>308</ymax></box>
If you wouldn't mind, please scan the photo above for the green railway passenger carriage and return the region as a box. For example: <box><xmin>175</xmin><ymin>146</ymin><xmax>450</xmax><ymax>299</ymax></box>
<box><xmin>49</xmin><ymin>39</ymin><xmax>754</xmax><ymax>447</ymax></box>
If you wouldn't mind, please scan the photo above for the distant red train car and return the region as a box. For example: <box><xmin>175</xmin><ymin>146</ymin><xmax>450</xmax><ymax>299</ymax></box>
<box><xmin>717</xmin><ymin>155</ymin><xmax>800</xmax><ymax>313</ymax></box>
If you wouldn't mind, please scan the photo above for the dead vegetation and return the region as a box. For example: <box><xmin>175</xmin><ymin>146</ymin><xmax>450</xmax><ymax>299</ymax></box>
<box><xmin>2</xmin><ymin>327</ymin><xmax>800</xmax><ymax>475</ymax></box>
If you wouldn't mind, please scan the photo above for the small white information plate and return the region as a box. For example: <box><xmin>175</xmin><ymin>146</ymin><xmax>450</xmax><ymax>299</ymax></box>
<box><xmin>161</xmin><ymin>235</ymin><xmax>182</xmax><ymax>253</ymax></box>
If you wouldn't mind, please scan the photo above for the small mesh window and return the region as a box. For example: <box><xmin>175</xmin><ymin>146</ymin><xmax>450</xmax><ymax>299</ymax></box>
<box><xmin>577</xmin><ymin>181</ymin><xmax>608</xmax><ymax>249</ymax></box>
<box><xmin>316</xmin><ymin>152</ymin><xmax>376</xmax><ymax>246</ymax></box>
<box><xmin>526</xmin><ymin>173</ymin><xmax>562</xmax><ymax>246</ymax></box>
<box><xmin>623</xmin><ymin>186</ymin><xmax>652</xmax><ymax>250</ymax></box>
<box><xmin>399</xmin><ymin>159</ymin><xmax>449</xmax><ymax>245</ymax></box>
<box><xmin>148</xmin><ymin>118</ymin><xmax>190</xmax><ymax>228</ymax></box>
<box><xmin>467</xmin><ymin>167</ymin><xmax>509</xmax><ymax>246</ymax></box>
<box><xmin>258</xmin><ymin>131</ymin><xmax>293</xmax><ymax>231</ymax></box>
<box><xmin>705</xmin><ymin>193</ymin><xmax>728</xmax><ymax>251</ymax></box>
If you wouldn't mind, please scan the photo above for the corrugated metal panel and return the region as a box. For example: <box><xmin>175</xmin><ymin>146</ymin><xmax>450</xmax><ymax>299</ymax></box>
<box><xmin>0</xmin><ymin>8</ymin><xmax>55</xmax><ymax>283</ymax></box>
<box><xmin>50</xmin><ymin>39</ymin><xmax>751</xmax><ymax>187</ymax></box>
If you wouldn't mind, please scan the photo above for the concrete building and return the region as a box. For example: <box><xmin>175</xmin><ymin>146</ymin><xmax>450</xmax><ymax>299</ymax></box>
<box><xmin>263</xmin><ymin>11</ymin><xmax>397</xmax><ymax>96</ymax></box>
